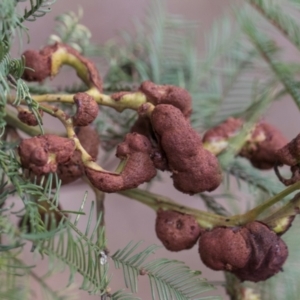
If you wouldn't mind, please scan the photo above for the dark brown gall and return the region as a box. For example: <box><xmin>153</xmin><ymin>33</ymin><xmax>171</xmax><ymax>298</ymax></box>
<box><xmin>198</xmin><ymin>221</ymin><xmax>288</xmax><ymax>282</ymax></box>
<box><xmin>140</xmin><ymin>81</ymin><xmax>192</xmax><ymax>117</ymax></box>
<box><xmin>151</xmin><ymin>104</ymin><xmax>222</xmax><ymax>194</ymax></box>
<box><xmin>156</xmin><ymin>210</ymin><xmax>204</xmax><ymax>251</ymax></box>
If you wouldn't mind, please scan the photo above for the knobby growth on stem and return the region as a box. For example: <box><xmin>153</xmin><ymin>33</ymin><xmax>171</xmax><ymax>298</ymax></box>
<box><xmin>2</xmin><ymin>1</ymin><xmax>300</xmax><ymax>299</ymax></box>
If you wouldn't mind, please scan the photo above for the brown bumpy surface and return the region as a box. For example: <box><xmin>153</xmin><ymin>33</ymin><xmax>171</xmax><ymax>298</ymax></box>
<box><xmin>18</xmin><ymin>135</ymin><xmax>75</xmax><ymax>175</ymax></box>
<box><xmin>235</xmin><ymin>222</ymin><xmax>288</xmax><ymax>282</ymax></box>
<box><xmin>40</xmin><ymin>43</ymin><xmax>103</xmax><ymax>91</ymax></box>
<box><xmin>23</xmin><ymin>43</ymin><xmax>102</xmax><ymax>91</ymax></box>
<box><xmin>72</xmin><ymin>93</ymin><xmax>99</xmax><ymax>126</ymax></box>
<box><xmin>199</xmin><ymin>226</ymin><xmax>251</xmax><ymax>271</ymax></box>
<box><xmin>130</xmin><ymin>116</ymin><xmax>168</xmax><ymax>171</ymax></box>
<box><xmin>240</xmin><ymin>122</ymin><xmax>288</xmax><ymax>169</ymax></box>
<box><xmin>202</xmin><ymin>118</ymin><xmax>243</xmax><ymax>142</ymax></box>
<box><xmin>277</xmin><ymin>133</ymin><xmax>300</xmax><ymax>166</ymax></box>
<box><xmin>151</xmin><ymin>104</ymin><xmax>222</xmax><ymax>194</ymax></box>
<box><xmin>22</xmin><ymin>50</ymin><xmax>51</xmax><ymax>82</ymax></box>
<box><xmin>155</xmin><ymin>210</ymin><xmax>204</xmax><ymax>251</ymax></box>
<box><xmin>199</xmin><ymin>221</ymin><xmax>288</xmax><ymax>282</ymax></box>
<box><xmin>131</xmin><ymin>116</ymin><xmax>153</xmax><ymax>138</ymax></box>
<box><xmin>85</xmin><ymin>133</ymin><xmax>157</xmax><ymax>192</ymax></box>
<box><xmin>56</xmin><ymin>126</ymin><xmax>100</xmax><ymax>185</ymax></box>
<box><xmin>140</xmin><ymin>81</ymin><xmax>192</xmax><ymax>117</ymax></box>
<box><xmin>18</xmin><ymin>108</ymin><xmax>44</xmax><ymax>126</ymax></box>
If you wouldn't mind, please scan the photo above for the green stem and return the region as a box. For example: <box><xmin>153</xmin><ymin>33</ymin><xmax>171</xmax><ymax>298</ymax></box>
<box><xmin>234</xmin><ymin>181</ymin><xmax>300</xmax><ymax>224</ymax></box>
<box><xmin>4</xmin><ymin>109</ymin><xmax>62</xmax><ymax>137</ymax></box>
<box><xmin>10</xmin><ymin>88</ymin><xmax>150</xmax><ymax>113</ymax></box>
<box><xmin>82</xmin><ymin>176</ymin><xmax>107</xmax><ymax>248</ymax></box>
<box><xmin>119</xmin><ymin>182</ymin><xmax>300</xmax><ymax>230</ymax></box>
<box><xmin>39</xmin><ymin>103</ymin><xmax>105</xmax><ymax>172</ymax></box>
<box><xmin>262</xmin><ymin>192</ymin><xmax>300</xmax><ymax>234</ymax></box>
<box><xmin>4</xmin><ymin>110</ymin><xmax>42</xmax><ymax>136</ymax></box>
<box><xmin>119</xmin><ymin>188</ymin><xmax>235</xmax><ymax>229</ymax></box>
<box><xmin>224</xmin><ymin>272</ymin><xmax>244</xmax><ymax>300</ymax></box>
<box><xmin>94</xmin><ymin>189</ymin><xmax>106</xmax><ymax>248</ymax></box>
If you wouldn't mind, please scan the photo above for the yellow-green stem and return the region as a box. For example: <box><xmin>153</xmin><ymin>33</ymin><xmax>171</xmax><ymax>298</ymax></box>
<box><xmin>231</xmin><ymin>181</ymin><xmax>300</xmax><ymax>225</ymax></box>
<box><xmin>39</xmin><ymin>104</ymin><xmax>105</xmax><ymax>171</ymax></box>
<box><xmin>4</xmin><ymin>110</ymin><xmax>43</xmax><ymax>136</ymax></box>
<box><xmin>262</xmin><ymin>192</ymin><xmax>300</xmax><ymax>234</ymax></box>
<box><xmin>18</xmin><ymin>88</ymin><xmax>149</xmax><ymax>113</ymax></box>
<box><xmin>119</xmin><ymin>188</ymin><xmax>238</xmax><ymax>229</ymax></box>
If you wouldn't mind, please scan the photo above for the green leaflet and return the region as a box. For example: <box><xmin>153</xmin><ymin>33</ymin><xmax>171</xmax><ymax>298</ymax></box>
<box><xmin>20</xmin><ymin>0</ymin><xmax>56</xmax><ymax>22</ymax></box>
<box><xmin>111</xmin><ymin>242</ymin><xmax>221</xmax><ymax>300</ymax></box>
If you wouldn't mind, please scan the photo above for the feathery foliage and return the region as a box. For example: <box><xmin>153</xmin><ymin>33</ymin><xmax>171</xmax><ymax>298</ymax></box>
<box><xmin>0</xmin><ymin>0</ymin><xmax>26</xmax><ymax>41</ymax></box>
<box><xmin>110</xmin><ymin>290</ymin><xmax>140</xmax><ymax>300</ymax></box>
<box><xmin>2</xmin><ymin>0</ymin><xmax>300</xmax><ymax>299</ymax></box>
<box><xmin>227</xmin><ymin>158</ymin><xmax>284</xmax><ymax>197</ymax></box>
<box><xmin>247</xmin><ymin>0</ymin><xmax>300</xmax><ymax>51</ymax></box>
<box><xmin>112</xmin><ymin>241</ymin><xmax>220</xmax><ymax>300</ymax></box>
<box><xmin>20</xmin><ymin>0</ymin><xmax>56</xmax><ymax>22</ymax></box>
<box><xmin>48</xmin><ymin>9</ymin><xmax>96</xmax><ymax>55</ymax></box>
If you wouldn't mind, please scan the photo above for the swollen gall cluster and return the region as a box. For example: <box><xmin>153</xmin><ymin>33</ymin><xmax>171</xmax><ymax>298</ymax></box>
<box><xmin>19</xmin><ymin>43</ymin><xmax>294</xmax><ymax>285</ymax></box>
<box><xmin>203</xmin><ymin>118</ymin><xmax>287</xmax><ymax>170</ymax></box>
<box><xmin>198</xmin><ymin>221</ymin><xmax>288</xmax><ymax>282</ymax></box>
<box><xmin>151</xmin><ymin>104</ymin><xmax>222</xmax><ymax>194</ymax></box>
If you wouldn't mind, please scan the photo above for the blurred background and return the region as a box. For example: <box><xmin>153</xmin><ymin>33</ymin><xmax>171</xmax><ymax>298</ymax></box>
<box><xmin>13</xmin><ymin>0</ymin><xmax>300</xmax><ymax>299</ymax></box>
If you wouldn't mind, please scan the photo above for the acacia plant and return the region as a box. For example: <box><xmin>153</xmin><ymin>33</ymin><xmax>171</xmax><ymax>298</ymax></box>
<box><xmin>2</xmin><ymin>0</ymin><xmax>300</xmax><ymax>299</ymax></box>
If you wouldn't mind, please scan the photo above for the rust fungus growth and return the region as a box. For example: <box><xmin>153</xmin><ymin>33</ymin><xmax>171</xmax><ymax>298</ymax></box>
<box><xmin>240</xmin><ymin>122</ymin><xmax>288</xmax><ymax>170</ymax></box>
<box><xmin>203</xmin><ymin>118</ymin><xmax>243</xmax><ymax>142</ymax></box>
<box><xmin>199</xmin><ymin>221</ymin><xmax>288</xmax><ymax>282</ymax></box>
<box><xmin>277</xmin><ymin>133</ymin><xmax>300</xmax><ymax>167</ymax></box>
<box><xmin>18</xmin><ymin>108</ymin><xmax>44</xmax><ymax>126</ymax></box>
<box><xmin>130</xmin><ymin>116</ymin><xmax>152</xmax><ymax>138</ymax></box>
<box><xmin>40</xmin><ymin>43</ymin><xmax>103</xmax><ymax>91</ymax></box>
<box><xmin>22</xmin><ymin>43</ymin><xmax>103</xmax><ymax>91</ymax></box>
<box><xmin>85</xmin><ymin>133</ymin><xmax>156</xmax><ymax>192</ymax></box>
<box><xmin>18</xmin><ymin>134</ymin><xmax>75</xmax><ymax>175</ymax></box>
<box><xmin>274</xmin><ymin>134</ymin><xmax>300</xmax><ymax>186</ymax></box>
<box><xmin>202</xmin><ymin>118</ymin><xmax>243</xmax><ymax>154</ymax></box>
<box><xmin>130</xmin><ymin>116</ymin><xmax>168</xmax><ymax>171</ymax></box>
<box><xmin>22</xmin><ymin>50</ymin><xmax>51</xmax><ymax>82</ymax></box>
<box><xmin>140</xmin><ymin>80</ymin><xmax>192</xmax><ymax>117</ymax></box>
<box><xmin>203</xmin><ymin>118</ymin><xmax>287</xmax><ymax>169</ymax></box>
<box><xmin>111</xmin><ymin>91</ymin><xmax>131</xmax><ymax>101</ymax></box>
<box><xmin>57</xmin><ymin>126</ymin><xmax>100</xmax><ymax>185</ymax></box>
<box><xmin>151</xmin><ymin>104</ymin><xmax>222</xmax><ymax>194</ymax></box>
<box><xmin>72</xmin><ymin>92</ymin><xmax>99</xmax><ymax>126</ymax></box>
<box><xmin>155</xmin><ymin>210</ymin><xmax>204</xmax><ymax>251</ymax></box>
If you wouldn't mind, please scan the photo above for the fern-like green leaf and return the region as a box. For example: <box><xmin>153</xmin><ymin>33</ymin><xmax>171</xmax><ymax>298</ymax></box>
<box><xmin>193</xmin><ymin>17</ymin><xmax>259</xmax><ymax>130</ymax></box>
<box><xmin>143</xmin><ymin>259</ymin><xmax>220</xmax><ymax>300</ymax></box>
<box><xmin>112</xmin><ymin>241</ymin><xmax>159</xmax><ymax>293</ymax></box>
<box><xmin>247</xmin><ymin>0</ymin><xmax>300</xmax><ymax>51</ymax></box>
<box><xmin>238</xmin><ymin>6</ymin><xmax>300</xmax><ymax>110</ymax></box>
<box><xmin>37</xmin><ymin>227</ymin><xmax>109</xmax><ymax>295</ymax></box>
<box><xmin>0</xmin><ymin>0</ymin><xmax>27</xmax><ymax>41</ymax></box>
<box><xmin>31</xmin><ymin>192</ymin><xmax>108</xmax><ymax>295</ymax></box>
<box><xmin>110</xmin><ymin>290</ymin><xmax>141</xmax><ymax>300</ymax></box>
<box><xmin>48</xmin><ymin>10</ymin><xmax>96</xmax><ymax>55</ymax></box>
<box><xmin>227</xmin><ymin>158</ymin><xmax>285</xmax><ymax>197</ymax></box>
<box><xmin>112</xmin><ymin>242</ymin><xmax>220</xmax><ymax>300</ymax></box>
<box><xmin>21</xmin><ymin>0</ymin><xmax>56</xmax><ymax>22</ymax></box>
